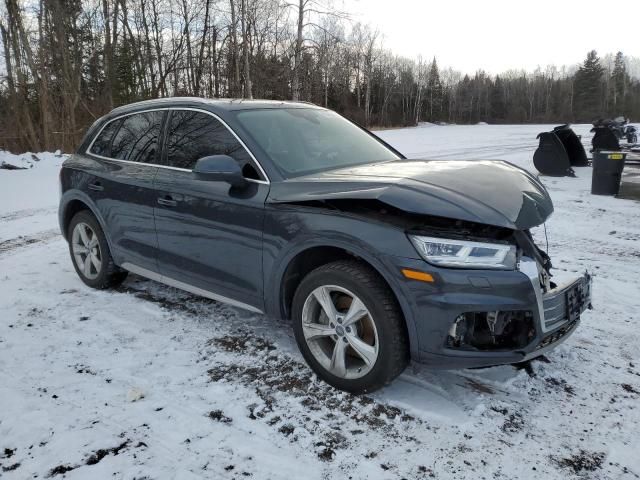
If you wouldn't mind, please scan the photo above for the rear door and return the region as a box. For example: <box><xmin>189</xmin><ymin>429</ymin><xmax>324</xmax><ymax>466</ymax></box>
<box><xmin>154</xmin><ymin>109</ymin><xmax>268</xmax><ymax>312</ymax></box>
<box><xmin>85</xmin><ymin>110</ymin><xmax>166</xmax><ymax>273</ymax></box>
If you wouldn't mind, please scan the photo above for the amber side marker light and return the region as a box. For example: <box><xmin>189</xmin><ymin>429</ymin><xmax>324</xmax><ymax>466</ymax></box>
<box><xmin>401</xmin><ymin>269</ymin><xmax>435</xmax><ymax>283</ymax></box>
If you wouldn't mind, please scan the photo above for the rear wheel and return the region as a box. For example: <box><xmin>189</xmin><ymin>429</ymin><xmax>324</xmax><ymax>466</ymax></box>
<box><xmin>68</xmin><ymin>210</ymin><xmax>127</xmax><ymax>289</ymax></box>
<box><xmin>292</xmin><ymin>260</ymin><xmax>409</xmax><ymax>394</ymax></box>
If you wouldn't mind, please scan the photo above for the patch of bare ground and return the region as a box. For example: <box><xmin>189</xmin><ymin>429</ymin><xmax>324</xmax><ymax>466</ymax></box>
<box><xmin>205</xmin><ymin>329</ymin><xmax>422</xmax><ymax>461</ymax></box>
<box><xmin>0</xmin><ymin>229</ymin><xmax>59</xmax><ymax>255</ymax></box>
<box><xmin>551</xmin><ymin>450</ymin><xmax>606</xmax><ymax>474</ymax></box>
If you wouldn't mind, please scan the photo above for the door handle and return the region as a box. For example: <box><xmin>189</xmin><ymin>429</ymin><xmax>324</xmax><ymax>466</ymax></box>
<box><xmin>88</xmin><ymin>181</ymin><xmax>104</xmax><ymax>191</ymax></box>
<box><xmin>157</xmin><ymin>195</ymin><xmax>178</xmax><ymax>207</ymax></box>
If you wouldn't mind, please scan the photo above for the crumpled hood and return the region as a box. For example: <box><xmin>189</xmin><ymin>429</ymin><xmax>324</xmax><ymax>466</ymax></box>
<box><xmin>267</xmin><ymin>159</ymin><xmax>554</xmax><ymax>230</ymax></box>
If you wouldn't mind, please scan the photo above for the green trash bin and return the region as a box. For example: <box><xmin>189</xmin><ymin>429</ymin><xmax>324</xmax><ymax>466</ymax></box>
<box><xmin>591</xmin><ymin>151</ymin><xmax>626</xmax><ymax>195</ymax></box>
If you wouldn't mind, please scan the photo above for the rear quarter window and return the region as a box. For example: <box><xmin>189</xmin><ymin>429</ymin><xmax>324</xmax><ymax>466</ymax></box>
<box><xmin>89</xmin><ymin>119</ymin><xmax>121</xmax><ymax>157</ymax></box>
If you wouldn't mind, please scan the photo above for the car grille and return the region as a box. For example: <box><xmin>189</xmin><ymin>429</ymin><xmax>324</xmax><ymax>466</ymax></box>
<box><xmin>519</xmin><ymin>256</ymin><xmax>591</xmax><ymax>334</ymax></box>
<box><xmin>535</xmin><ymin>319</ymin><xmax>578</xmax><ymax>350</ymax></box>
<box><xmin>543</xmin><ymin>288</ymin><xmax>568</xmax><ymax>331</ymax></box>
<box><xmin>542</xmin><ymin>274</ymin><xmax>592</xmax><ymax>332</ymax></box>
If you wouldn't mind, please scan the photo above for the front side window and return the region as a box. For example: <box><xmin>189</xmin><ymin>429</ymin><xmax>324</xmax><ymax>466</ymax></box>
<box><xmin>110</xmin><ymin>111</ymin><xmax>164</xmax><ymax>163</ymax></box>
<box><xmin>233</xmin><ymin>108</ymin><xmax>400</xmax><ymax>178</ymax></box>
<box><xmin>165</xmin><ymin>110</ymin><xmax>259</xmax><ymax>179</ymax></box>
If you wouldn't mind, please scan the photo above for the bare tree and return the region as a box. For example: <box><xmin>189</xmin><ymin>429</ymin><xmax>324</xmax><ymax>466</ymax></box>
<box><xmin>362</xmin><ymin>28</ymin><xmax>378</xmax><ymax>126</ymax></box>
<box><xmin>1</xmin><ymin>0</ymin><xmax>639</xmax><ymax>153</ymax></box>
<box><xmin>290</xmin><ymin>0</ymin><xmax>348</xmax><ymax>101</ymax></box>
<box><xmin>229</xmin><ymin>0</ymin><xmax>241</xmax><ymax>96</ymax></box>
<box><xmin>240</xmin><ymin>0</ymin><xmax>253</xmax><ymax>98</ymax></box>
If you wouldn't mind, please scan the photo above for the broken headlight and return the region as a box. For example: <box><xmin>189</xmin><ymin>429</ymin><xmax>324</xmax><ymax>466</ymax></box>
<box><xmin>409</xmin><ymin>235</ymin><xmax>517</xmax><ymax>270</ymax></box>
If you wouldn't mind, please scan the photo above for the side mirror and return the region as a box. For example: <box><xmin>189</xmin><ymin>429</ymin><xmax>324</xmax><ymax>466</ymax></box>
<box><xmin>192</xmin><ymin>155</ymin><xmax>247</xmax><ymax>188</ymax></box>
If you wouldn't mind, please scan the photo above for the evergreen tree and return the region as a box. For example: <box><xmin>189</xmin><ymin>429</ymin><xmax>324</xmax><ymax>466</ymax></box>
<box><xmin>489</xmin><ymin>75</ymin><xmax>506</xmax><ymax>122</ymax></box>
<box><xmin>573</xmin><ymin>50</ymin><xmax>605</xmax><ymax>121</ymax></box>
<box><xmin>426</xmin><ymin>57</ymin><xmax>443</xmax><ymax>121</ymax></box>
<box><xmin>610</xmin><ymin>51</ymin><xmax>629</xmax><ymax>114</ymax></box>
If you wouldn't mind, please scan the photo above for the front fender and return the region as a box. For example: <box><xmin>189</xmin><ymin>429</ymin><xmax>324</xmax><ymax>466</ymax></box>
<box><xmin>262</xmin><ymin>208</ymin><xmax>421</xmax><ymax>357</ymax></box>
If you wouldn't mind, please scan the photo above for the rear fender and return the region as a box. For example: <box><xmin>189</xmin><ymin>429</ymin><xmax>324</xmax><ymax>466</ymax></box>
<box><xmin>59</xmin><ymin>190</ymin><xmax>115</xmax><ymax>255</ymax></box>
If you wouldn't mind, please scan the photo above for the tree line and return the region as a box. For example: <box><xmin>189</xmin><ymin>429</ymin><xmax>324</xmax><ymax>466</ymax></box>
<box><xmin>1</xmin><ymin>0</ymin><xmax>639</xmax><ymax>153</ymax></box>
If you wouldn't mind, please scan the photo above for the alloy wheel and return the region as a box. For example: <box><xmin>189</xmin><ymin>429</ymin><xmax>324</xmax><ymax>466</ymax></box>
<box><xmin>301</xmin><ymin>285</ymin><xmax>379</xmax><ymax>379</ymax></box>
<box><xmin>71</xmin><ymin>222</ymin><xmax>102</xmax><ymax>280</ymax></box>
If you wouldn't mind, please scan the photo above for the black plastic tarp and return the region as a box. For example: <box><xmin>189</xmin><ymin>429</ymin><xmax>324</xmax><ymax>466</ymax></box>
<box><xmin>533</xmin><ymin>125</ymin><xmax>587</xmax><ymax>176</ymax></box>
<box><xmin>553</xmin><ymin>125</ymin><xmax>588</xmax><ymax>166</ymax></box>
<box><xmin>591</xmin><ymin>126</ymin><xmax>621</xmax><ymax>151</ymax></box>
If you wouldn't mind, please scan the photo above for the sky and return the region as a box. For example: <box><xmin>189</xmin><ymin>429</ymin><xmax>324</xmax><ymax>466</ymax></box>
<box><xmin>349</xmin><ymin>0</ymin><xmax>638</xmax><ymax>74</ymax></box>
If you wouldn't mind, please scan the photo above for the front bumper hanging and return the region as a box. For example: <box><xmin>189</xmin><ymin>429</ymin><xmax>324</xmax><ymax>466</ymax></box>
<box><xmin>534</xmin><ymin>271</ymin><xmax>592</xmax><ymax>349</ymax></box>
<box><xmin>518</xmin><ymin>253</ymin><xmax>592</xmax><ymax>354</ymax></box>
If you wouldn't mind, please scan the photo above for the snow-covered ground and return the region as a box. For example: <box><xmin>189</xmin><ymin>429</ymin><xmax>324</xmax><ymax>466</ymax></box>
<box><xmin>1</xmin><ymin>125</ymin><xmax>639</xmax><ymax>479</ymax></box>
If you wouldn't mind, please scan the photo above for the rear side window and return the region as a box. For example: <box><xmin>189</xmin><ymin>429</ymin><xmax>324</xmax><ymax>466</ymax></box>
<box><xmin>110</xmin><ymin>111</ymin><xmax>164</xmax><ymax>164</ymax></box>
<box><xmin>89</xmin><ymin>119</ymin><xmax>121</xmax><ymax>157</ymax></box>
<box><xmin>165</xmin><ymin>110</ymin><xmax>259</xmax><ymax>178</ymax></box>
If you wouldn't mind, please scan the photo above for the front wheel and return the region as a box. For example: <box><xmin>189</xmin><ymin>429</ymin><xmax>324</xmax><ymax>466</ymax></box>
<box><xmin>292</xmin><ymin>260</ymin><xmax>409</xmax><ymax>394</ymax></box>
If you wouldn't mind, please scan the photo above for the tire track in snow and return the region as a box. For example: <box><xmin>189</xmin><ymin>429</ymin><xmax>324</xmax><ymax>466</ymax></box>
<box><xmin>116</xmin><ymin>276</ymin><xmax>477</xmax><ymax>420</ymax></box>
<box><xmin>110</xmin><ymin>277</ymin><xmax>451</xmax><ymax>473</ymax></box>
<box><xmin>0</xmin><ymin>229</ymin><xmax>60</xmax><ymax>256</ymax></box>
<box><xmin>0</xmin><ymin>207</ymin><xmax>57</xmax><ymax>223</ymax></box>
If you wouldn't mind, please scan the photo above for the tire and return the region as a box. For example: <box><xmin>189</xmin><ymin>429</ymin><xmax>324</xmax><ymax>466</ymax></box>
<box><xmin>67</xmin><ymin>210</ymin><xmax>128</xmax><ymax>289</ymax></box>
<box><xmin>292</xmin><ymin>260</ymin><xmax>409</xmax><ymax>394</ymax></box>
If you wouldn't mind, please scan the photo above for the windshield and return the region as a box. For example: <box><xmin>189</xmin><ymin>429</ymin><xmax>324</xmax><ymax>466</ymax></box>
<box><xmin>234</xmin><ymin>108</ymin><xmax>400</xmax><ymax>178</ymax></box>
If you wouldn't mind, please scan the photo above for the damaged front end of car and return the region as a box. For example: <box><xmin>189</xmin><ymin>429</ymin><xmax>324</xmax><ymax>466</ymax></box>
<box><xmin>402</xmin><ymin>213</ymin><xmax>592</xmax><ymax>360</ymax></box>
<box><xmin>267</xmin><ymin>158</ymin><xmax>593</xmax><ymax>367</ymax></box>
<box><xmin>444</xmin><ymin>241</ymin><xmax>592</xmax><ymax>356</ymax></box>
<box><xmin>277</xmin><ymin>196</ymin><xmax>591</xmax><ymax>363</ymax></box>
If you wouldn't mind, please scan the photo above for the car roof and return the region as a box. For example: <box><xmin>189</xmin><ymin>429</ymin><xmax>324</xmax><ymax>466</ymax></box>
<box><xmin>78</xmin><ymin>97</ymin><xmax>327</xmax><ymax>159</ymax></box>
<box><xmin>108</xmin><ymin>97</ymin><xmax>324</xmax><ymax>117</ymax></box>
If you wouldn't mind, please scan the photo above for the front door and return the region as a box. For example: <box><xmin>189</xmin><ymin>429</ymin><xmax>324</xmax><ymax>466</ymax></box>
<box><xmin>154</xmin><ymin>109</ymin><xmax>268</xmax><ymax>311</ymax></box>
